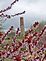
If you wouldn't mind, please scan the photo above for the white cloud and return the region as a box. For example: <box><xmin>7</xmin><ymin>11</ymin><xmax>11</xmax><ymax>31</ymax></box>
<box><xmin>0</xmin><ymin>0</ymin><xmax>46</xmax><ymax>16</ymax></box>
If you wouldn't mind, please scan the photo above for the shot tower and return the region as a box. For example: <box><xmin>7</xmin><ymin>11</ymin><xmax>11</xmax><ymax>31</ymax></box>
<box><xmin>20</xmin><ymin>17</ymin><xmax>24</xmax><ymax>32</ymax></box>
<box><xmin>0</xmin><ymin>17</ymin><xmax>5</xmax><ymax>38</ymax></box>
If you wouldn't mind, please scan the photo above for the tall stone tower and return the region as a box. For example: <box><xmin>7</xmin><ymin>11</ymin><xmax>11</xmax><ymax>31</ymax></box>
<box><xmin>20</xmin><ymin>17</ymin><xmax>24</xmax><ymax>32</ymax></box>
<box><xmin>0</xmin><ymin>17</ymin><xmax>5</xmax><ymax>38</ymax></box>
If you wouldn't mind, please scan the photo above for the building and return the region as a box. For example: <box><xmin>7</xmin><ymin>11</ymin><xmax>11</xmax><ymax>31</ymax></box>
<box><xmin>20</xmin><ymin>17</ymin><xmax>24</xmax><ymax>32</ymax></box>
<box><xmin>0</xmin><ymin>17</ymin><xmax>5</xmax><ymax>39</ymax></box>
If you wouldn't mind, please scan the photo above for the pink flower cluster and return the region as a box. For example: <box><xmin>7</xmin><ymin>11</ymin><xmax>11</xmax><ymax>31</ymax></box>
<box><xmin>0</xmin><ymin>22</ymin><xmax>46</xmax><ymax>61</ymax></box>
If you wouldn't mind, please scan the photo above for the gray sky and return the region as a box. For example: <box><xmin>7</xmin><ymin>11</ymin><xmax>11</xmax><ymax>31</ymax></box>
<box><xmin>0</xmin><ymin>0</ymin><xmax>46</xmax><ymax>30</ymax></box>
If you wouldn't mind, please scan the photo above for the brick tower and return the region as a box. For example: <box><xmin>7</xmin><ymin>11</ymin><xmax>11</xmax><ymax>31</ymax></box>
<box><xmin>20</xmin><ymin>17</ymin><xmax>24</xmax><ymax>32</ymax></box>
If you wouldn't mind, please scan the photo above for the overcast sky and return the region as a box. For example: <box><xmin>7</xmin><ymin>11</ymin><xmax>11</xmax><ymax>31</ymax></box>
<box><xmin>0</xmin><ymin>0</ymin><xmax>46</xmax><ymax>30</ymax></box>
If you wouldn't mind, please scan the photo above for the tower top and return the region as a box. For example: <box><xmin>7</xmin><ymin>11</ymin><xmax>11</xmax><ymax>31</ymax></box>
<box><xmin>20</xmin><ymin>17</ymin><xmax>23</xmax><ymax>19</ymax></box>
